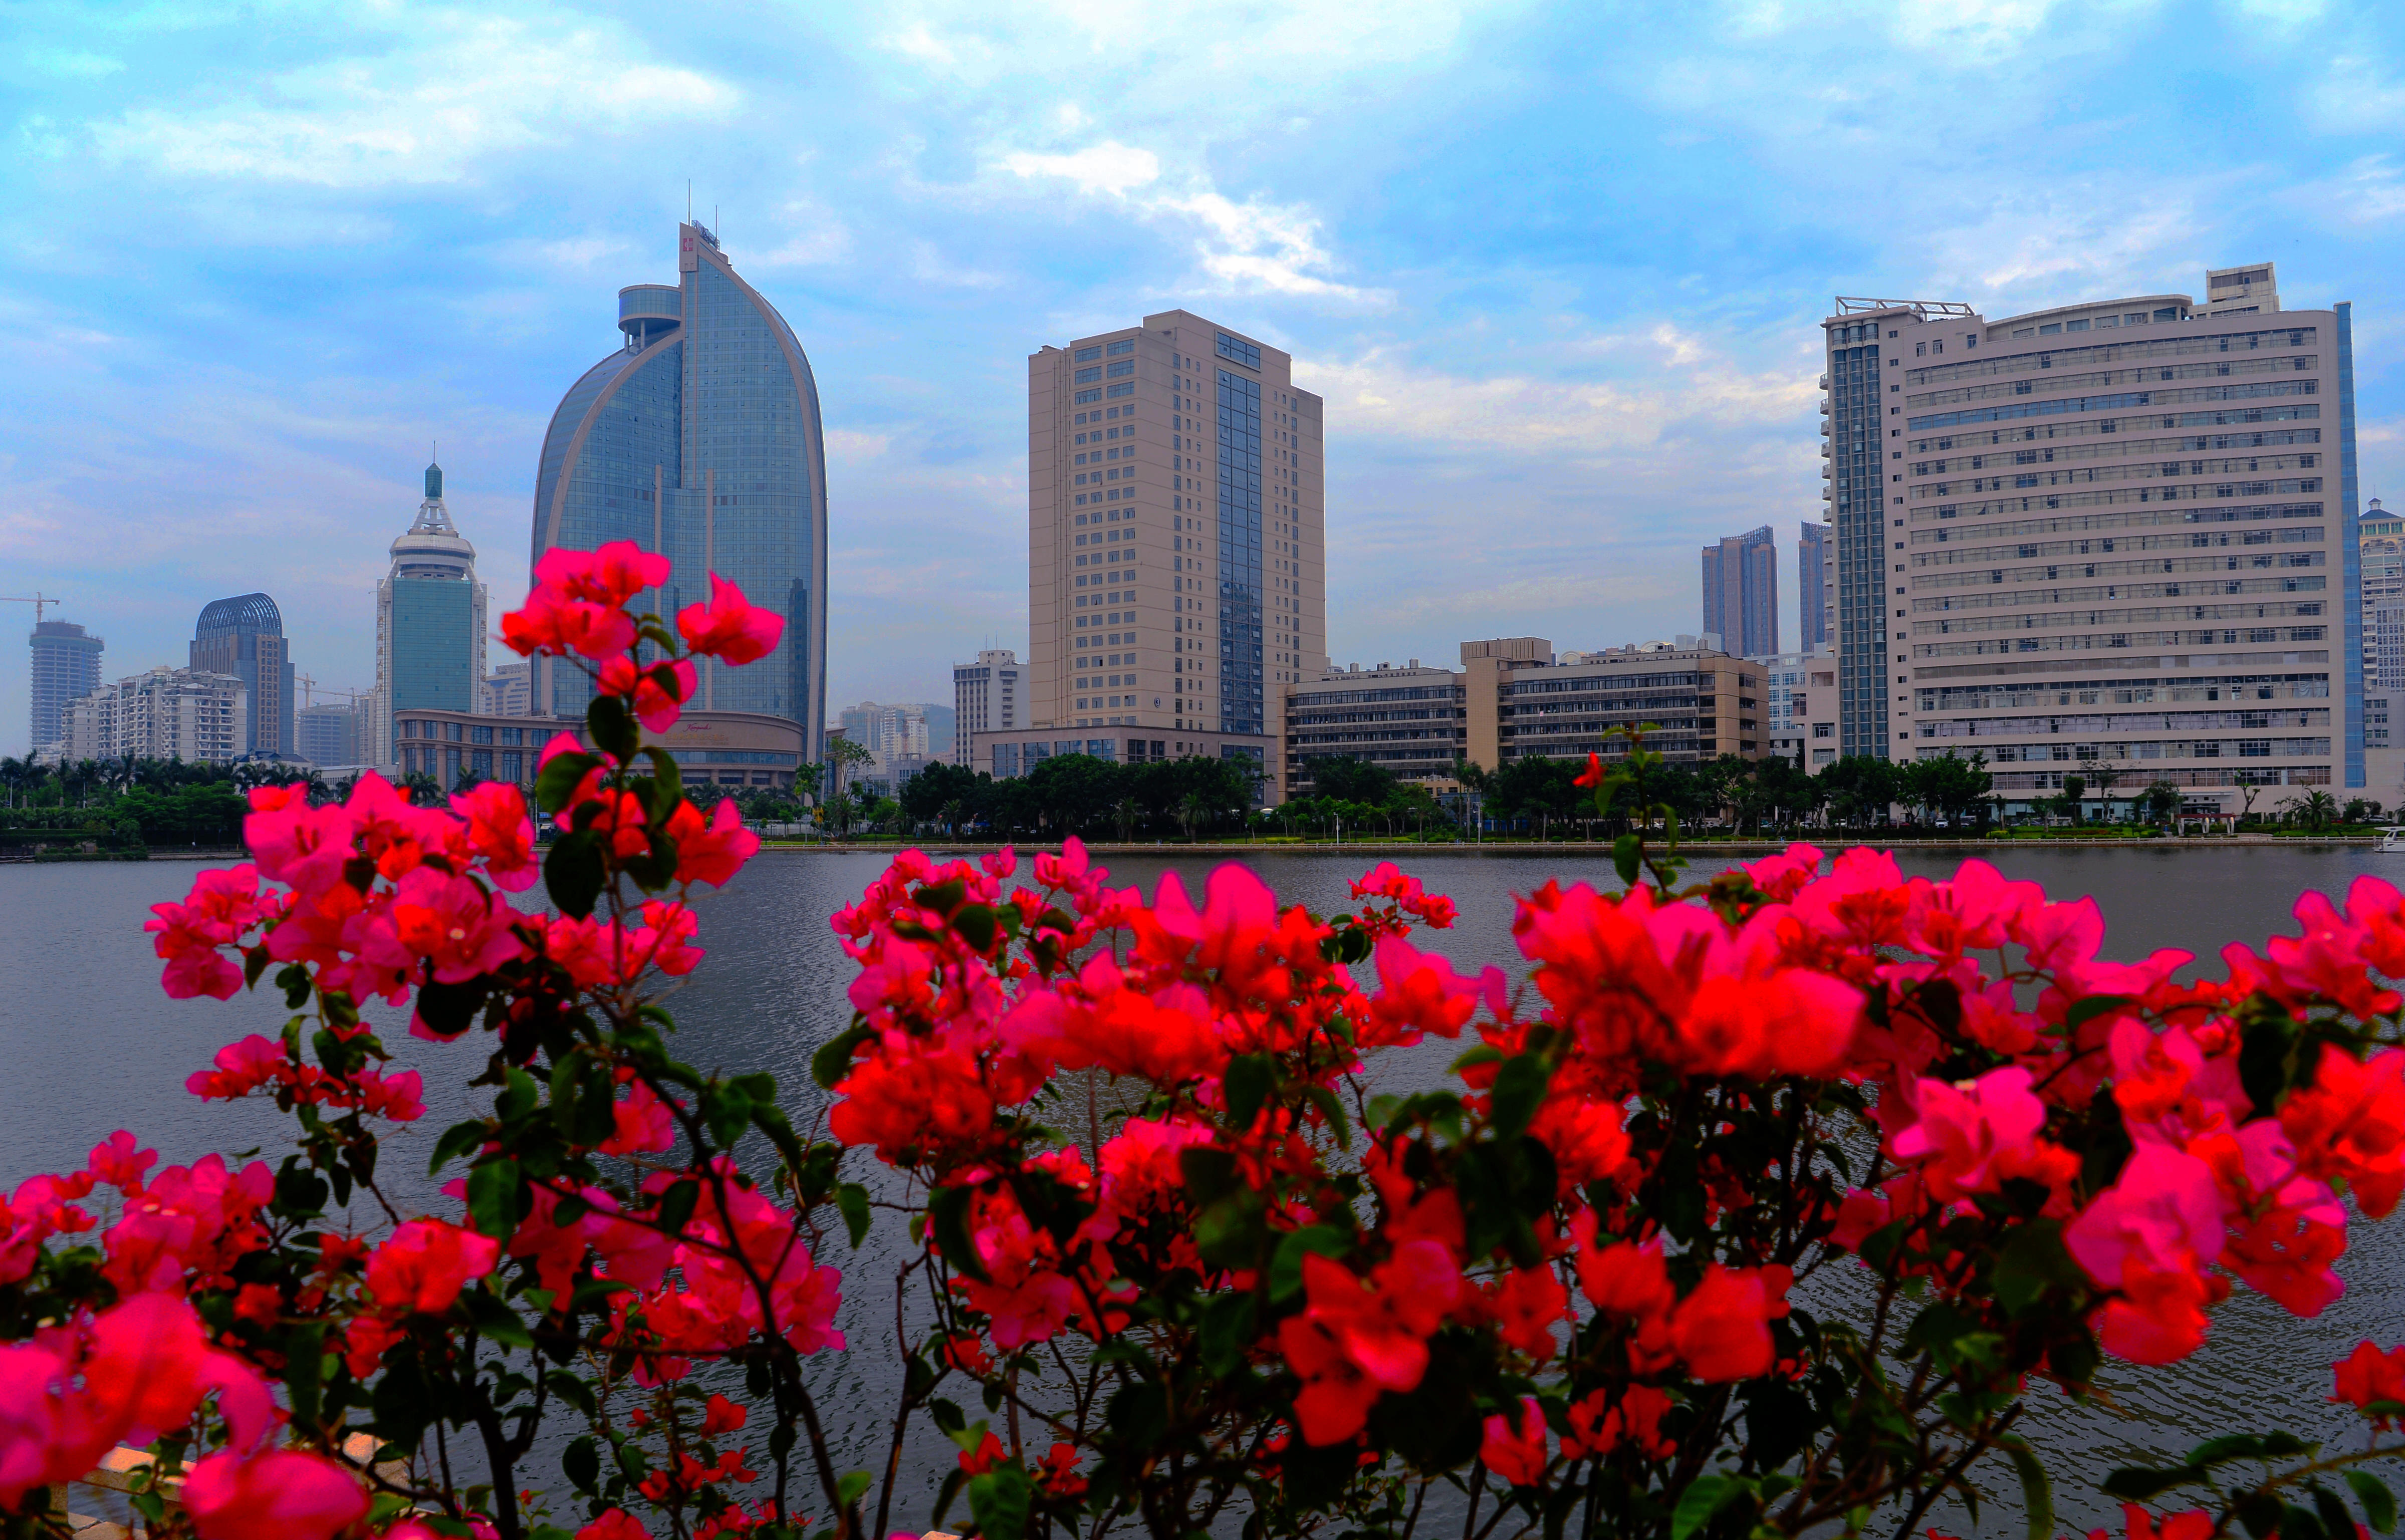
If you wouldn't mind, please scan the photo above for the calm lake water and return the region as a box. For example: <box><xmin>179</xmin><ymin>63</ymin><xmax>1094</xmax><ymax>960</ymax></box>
<box><xmin>4</xmin><ymin>843</ymin><xmax>2397</xmax><ymax>1530</ymax></box>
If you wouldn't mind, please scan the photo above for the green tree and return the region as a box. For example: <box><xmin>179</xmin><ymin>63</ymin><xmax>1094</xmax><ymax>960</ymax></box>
<box><xmin>1901</xmin><ymin>751</ymin><xmax>1994</xmax><ymax>827</ymax></box>
<box><xmin>1308</xmin><ymin>755</ymin><xmax>1397</xmax><ymax>807</ymax></box>
<box><xmin>2141</xmin><ymin>781</ymin><xmax>2184</xmax><ymax>828</ymax></box>
<box><xmin>1819</xmin><ymin>756</ymin><xmax>1900</xmax><ymax>827</ymax></box>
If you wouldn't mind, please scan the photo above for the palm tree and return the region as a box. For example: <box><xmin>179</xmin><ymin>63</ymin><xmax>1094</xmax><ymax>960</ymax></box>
<box><xmin>2289</xmin><ymin>789</ymin><xmax>2339</xmax><ymax>833</ymax></box>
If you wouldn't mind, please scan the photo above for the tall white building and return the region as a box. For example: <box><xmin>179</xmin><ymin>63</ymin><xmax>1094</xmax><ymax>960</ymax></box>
<box><xmin>56</xmin><ymin>667</ymin><xmax>248</xmax><ymax>764</ymax></box>
<box><xmin>972</xmin><ymin>312</ymin><xmax>1323</xmax><ymax>784</ymax></box>
<box><xmin>952</xmin><ymin>650</ymin><xmax>1020</xmax><ymax>764</ymax></box>
<box><xmin>1824</xmin><ymin>263</ymin><xmax>2363</xmax><ymax>813</ymax></box>
<box><xmin>369</xmin><ymin>461</ymin><xmax>487</xmax><ymax>773</ymax></box>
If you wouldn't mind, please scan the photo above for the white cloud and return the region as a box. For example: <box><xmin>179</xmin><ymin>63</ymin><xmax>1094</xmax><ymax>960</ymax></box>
<box><xmin>1300</xmin><ymin>330</ymin><xmax>1817</xmax><ymax>459</ymax></box>
<box><xmin>2312</xmin><ymin>53</ymin><xmax>2405</xmax><ymax>132</ymax></box>
<box><xmin>88</xmin><ymin>11</ymin><xmax>737</xmax><ymax>186</ymax></box>
<box><xmin>997</xmin><ymin>138</ymin><xmax>1386</xmax><ymax>302</ymax></box>
<box><xmin>997</xmin><ymin>143</ymin><xmax>1160</xmax><ymax>196</ymax></box>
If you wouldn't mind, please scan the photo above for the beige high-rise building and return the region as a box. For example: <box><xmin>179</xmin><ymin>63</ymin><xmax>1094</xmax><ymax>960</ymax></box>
<box><xmin>1826</xmin><ymin>262</ymin><xmax>2367</xmax><ymax>816</ymax></box>
<box><xmin>977</xmin><ymin>311</ymin><xmax>1322</xmax><ymax>790</ymax></box>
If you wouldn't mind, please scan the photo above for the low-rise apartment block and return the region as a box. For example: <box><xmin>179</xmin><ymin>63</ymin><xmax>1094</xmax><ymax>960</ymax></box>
<box><xmin>55</xmin><ymin>667</ymin><xmax>248</xmax><ymax>764</ymax></box>
<box><xmin>1281</xmin><ymin>661</ymin><xmax>1467</xmax><ymax>800</ymax></box>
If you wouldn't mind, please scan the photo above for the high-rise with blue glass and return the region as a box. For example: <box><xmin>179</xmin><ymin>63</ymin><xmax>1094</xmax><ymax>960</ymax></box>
<box><xmin>1005</xmin><ymin>310</ymin><xmax>1323</xmax><ymax>791</ymax></box>
<box><xmin>371</xmin><ymin>460</ymin><xmax>487</xmax><ymax>772</ymax></box>
<box><xmin>1824</xmin><ymin>262</ymin><xmax>2362</xmax><ymax>815</ymax></box>
<box><xmin>192</xmin><ymin>594</ymin><xmax>293</xmax><ymax>757</ymax></box>
<box><xmin>532</xmin><ymin>222</ymin><xmax>828</xmax><ymax>756</ymax></box>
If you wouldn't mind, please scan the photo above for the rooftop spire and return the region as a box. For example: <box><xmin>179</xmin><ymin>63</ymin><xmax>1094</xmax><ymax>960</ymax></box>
<box><xmin>425</xmin><ymin>443</ymin><xmax>442</xmax><ymax>501</ymax></box>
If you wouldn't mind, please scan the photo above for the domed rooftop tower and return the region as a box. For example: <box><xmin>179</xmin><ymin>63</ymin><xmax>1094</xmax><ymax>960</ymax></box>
<box><xmin>370</xmin><ymin>456</ymin><xmax>487</xmax><ymax>771</ymax></box>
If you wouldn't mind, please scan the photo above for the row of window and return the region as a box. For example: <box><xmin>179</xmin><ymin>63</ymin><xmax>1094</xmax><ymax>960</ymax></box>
<box><xmin>1912</xmin><ymin>428</ymin><xmax>2319</xmax><ymax>475</ymax></box>
<box><xmin>1910</xmin><ymin>377</ymin><xmax>2318</xmax><ymax>432</ymax></box>
<box><xmin>1971</xmin><ymin>737</ymin><xmax>2330</xmax><ymax>759</ymax></box>
<box><xmin>1918</xmin><ymin>551</ymin><xmax>2322</xmax><ymax>592</ymax></box>
<box><xmin>1911</xmin><ymin>352</ymin><xmax>2313</xmax><ymax>412</ymax></box>
<box><xmin>1917</xmin><ymin>575</ymin><xmax>2324</xmax><ymax>611</ymax></box>
<box><xmin>1917</xmin><ymin>625</ymin><xmax>2327</xmax><ymax>657</ymax></box>
<box><xmin>1911</xmin><ymin>403</ymin><xmax>2320</xmax><ymax>456</ymax></box>
<box><xmin>1920</xmin><ymin>675</ymin><xmax>2331</xmax><ymax>710</ymax></box>
<box><xmin>1916</xmin><ymin>461</ymin><xmax>2319</xmax><ymax>499</ymax></box>
<box><xmin>1917</xmin><ymin>498</ymin><xmax>2325</xmax><ymax>544</ymax></box>
<box><xmin>1911</xmin><ymin>325</ymin><xmax>2311</xmax><ymax>384</ymax></box>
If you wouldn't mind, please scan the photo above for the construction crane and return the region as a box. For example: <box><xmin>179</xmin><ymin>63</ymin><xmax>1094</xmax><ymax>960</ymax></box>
<box><xmin>295</xmin><ymin>673</ymin><xmax>370</xmax><ymax>709</ymax></box>
<box><xmin>2</xmin><ymin>593</ymin><xmax>63</xmax><ymax>625</ymax></box>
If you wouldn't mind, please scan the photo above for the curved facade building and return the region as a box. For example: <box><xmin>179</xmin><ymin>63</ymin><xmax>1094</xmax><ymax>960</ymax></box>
<box><xmin>191</xmin><ymin>592</ymin><xmax>292</xmax><ymax>756</ymax></box>
<box><xmin>533</xmin><ymin>222</ymin><xmax>827</xmax><ymax>754</ymax></box>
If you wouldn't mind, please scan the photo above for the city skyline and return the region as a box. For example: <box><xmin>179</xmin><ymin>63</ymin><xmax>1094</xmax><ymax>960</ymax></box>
<box><xmin>8</xmin><ymin>4</ymin><xmax>2405</xmax><ymax>754</ymax></box>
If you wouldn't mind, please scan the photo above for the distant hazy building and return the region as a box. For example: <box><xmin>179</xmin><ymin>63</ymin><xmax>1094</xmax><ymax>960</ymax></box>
<box><xmin>370</xmin><ymin>460</ymin><xmax>487</xmax><ymax>772</ymax></box>
<box><xmin>190</xmin><ymin>594</ymin><xmax>292</xmax><ymax>758</ymax></box>
<box><xmin>29</xmin><ymin>619</ymin><xmax>104</xmax><ymax>755</ymax></box>
<box><xmin>1832</xmin><ymin>262</ymin><xmax>2362</xmax><ymax>812</ymax></box>
<box><xmin>1701</xmin><ymin>526</ymin><xmax>1778</xmax><ymax>659</ymax></box>
<box><xmin>1799</xmin><ymin>523</ymin><xmax>1831</xmax><ymax>653</ymax></box>
<box><xmin>394</xmin><ymin>706</ymin><xmax>804</xmax><ymax>794</ymax></box>
<box><xmin>480</xmin><ymin>661</ymin><xmax>534</xmax><ymax>718</ymax></box>
<box><xmin>532</xmin><ymin>221</ymin><xmax>828</xmax><ymax>748</ymax></box>
<box><xmin>952</xmin><ymin>651</ymin><xmax>1021</xmax><ymax>764</ymax></box>
<box><xmin>2362</xmin><ymin>499</ymin><xmax>2401</xmax><ymax>690</ymax></box>
<box><xmin>296</xmin><ymin>702</ymin><xmax>363</xmax><ymax>768</ymax></box>
<box><xmin>61</xmin><ymin>667</ymin><xmax>247</xmax><ymax>764</ymax></box>
<box><xmin>838</xmin><ymin>701</ymin><xmax>931</xmax><ymax>774</ymax></box>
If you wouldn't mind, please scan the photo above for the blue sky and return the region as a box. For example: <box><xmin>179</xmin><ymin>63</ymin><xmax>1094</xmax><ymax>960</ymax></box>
<box><xmin>6</xmin><ymin>0</ymin><xmax>2405</xmax><ymax>753</ymax></box>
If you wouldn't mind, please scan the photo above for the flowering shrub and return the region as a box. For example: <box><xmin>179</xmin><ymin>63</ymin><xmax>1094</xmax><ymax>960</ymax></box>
<box><xmin>8</xmin><ymin>553</ymin><xmax>2405</xmax><ymax>1540</ymax></box>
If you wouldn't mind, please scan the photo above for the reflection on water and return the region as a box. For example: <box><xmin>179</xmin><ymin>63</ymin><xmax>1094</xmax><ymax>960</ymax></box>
<box><xmin>5</xmin><ymin>843</ymin><xmax>2399</xmax><ymax>1529</ymax></box>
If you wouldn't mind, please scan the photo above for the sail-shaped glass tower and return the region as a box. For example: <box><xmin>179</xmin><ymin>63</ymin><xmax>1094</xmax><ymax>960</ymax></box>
<box><xmin>532</xmin><ymin>221</ymin><xmax>828</xmax><ymax>754</ymax></box>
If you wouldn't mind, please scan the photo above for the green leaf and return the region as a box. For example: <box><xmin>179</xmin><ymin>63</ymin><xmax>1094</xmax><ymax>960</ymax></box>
<box><xmin>586</xmin><ymin>694</ymin><xmax>638</xmax><ymax>764</ymax></box>
<box><xmin>811</xmin><ymin>1024</ymin><xmax>875</xmax><ymax>1091</ymax></box>
<box><xmin>836</xmin><ymin>1470</ymin><xmax>872</xmax><ymax>1509</ymax></box>
<box><xmin>655</xmin><ymin>1178</ymin><xmax>699</xmax><ymax>1239</ymax></box>
<box><xmin>1612</xmin><ymin>833</ymin><xmax>1641</xmax><ymax>888</ymax></box>
<box><xmin>1670</xmin><ymin>1474</ymin><xmax>1747</xmax><ymax>1540</ymax></box>
<box><xmin>2316</xmin><ymin>1484</ymin><xmax>2359</xmax><ymax>1540</ymax></box>
<box><xmin>1489</xmin><ymin>1054</ymin><xmax>1551</xmax><ymax>1142</ymax></box>
<box><xmin>466</xmin><ymin>1159</ymin><xmax>524</xmax><ymax>1241</ymax></box>
<box><xmin>1177</xmin><ymin>1146</ymin><xmax>1241</xmax><ymax>1206</ymax></box>
<box><xmin>461</xmin><ymin>1286</ymin><xmax>534</xmax><ymax>1348</ymax></box>
<box><xmin>535</xmin><ymin>749</ymin><xmax>601</xmax><ymax>816</ymax></box>
<box><xmin>543</xmin><ymin>832</ymin><xmax>607</xmax><ymax>919</ymax></box>
<box><xmin>2001</xmin><ymin>1437</ymin><xmax>2052</xmax><ymax>1540</ymax></box>
<box><xmin>1449</xmin><ymin>1045</ymin><xmax>1504</xmax><ymax>1073</ymax></box>
<box><xmin>563</xmin><ymin>1436</ymin><xmax>600</xmax><ymax>1494</ymax></box>
<box><xmin>2346</xmin><ymin>1471</ymin><xmax>2397</xmax><ymax>1533</ymax></box>
<box><xmin>283</xmin><ymin>1321</ymin><xmax>326</xmax><ymax>1428</ymax></box>
<box><xmin>1992</xmin><ymin>1219</ymin><xmax>2085</xmax><ymax>1317</ymax></box>
<box><xmin>2063</xmin><ymin>994</ymin><xmax>2135</xmax><ymax>1029</ymax></box>
<box><xmin>929</xmin><ymin>1183</ymin><xmax>989</xmax><ymax>1281</ymax></box>
<box><xmin>1303</xmin><ymin>1085</ymin><xmax>1351</xmax><ymax>1150</ymax></box>
<box><xmin>836</xmin><ymin>1183</ymin><xmax>872</xmax><ymax>1247</ymax></box>
<box><xmin>1224</xmin><ymin>1052</ymin><xmax>1277</xmax><ymax>1130</ymax></box>
<box><xmin>968</xmin><ymin>1466</ymin><xmax>1033</xmax><ymax>1540</ymax></box>
<box><xmin>951</xmin><ymin>904</ymin><xmax>999</xmax><ymax>953</ymax></box>
<box><xmin>2188</xmin><ymin>1434</ymin><xmax>2268</xmax><ymax>1466</ymax></box>
<box><xmin>1198</xmin><ymin>1291</ymin><xmax>1258</xmax><ymax>1377</ymax></box>
<box><xmin>639</xmin><ymin>745</ymin><xmax>684</xmax><ymax>809</ymax></box>
<box><xmin>2102</xmin><ymin>1466</ymin><xmax>2207</xmax><ymax>1503</ymax></box>
<box><xmin>1267</xmin><ymin>1225</ymin><xmax>1352</xmax><ymax>1303</ymax></box>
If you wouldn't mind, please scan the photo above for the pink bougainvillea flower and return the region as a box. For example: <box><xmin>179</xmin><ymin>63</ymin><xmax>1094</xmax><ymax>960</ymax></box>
<box><xmin>183</xmin><ymin>1449</ymin><xmax>367</xmax><ymax>1540</ymax></box>
<box><xmin>366</xmin><ymin>1218</ymin><xmax>502</xmax><ymax>1314</ymax></box>
<box><xmin>677</xmin><ymin>573</ymin><xmax>785</xmax><ymax>664</ymax></box>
